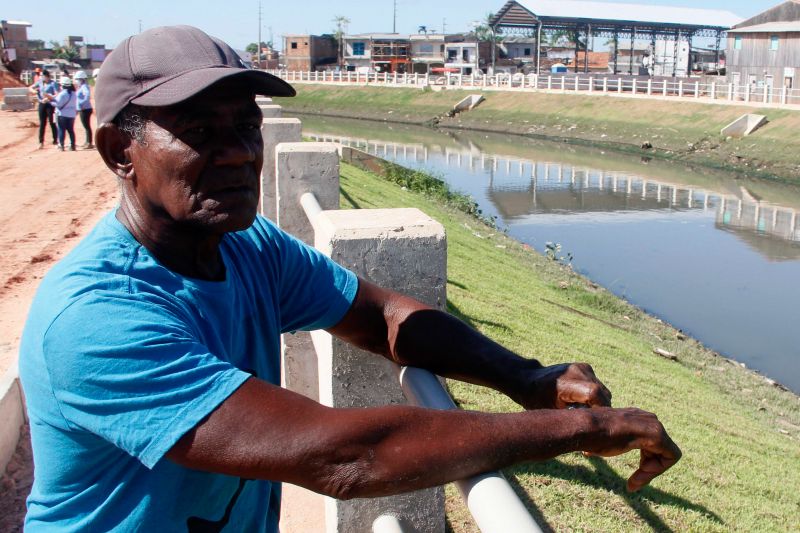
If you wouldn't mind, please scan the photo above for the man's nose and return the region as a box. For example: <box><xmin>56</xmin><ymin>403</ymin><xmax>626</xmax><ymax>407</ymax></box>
<box><xmin>214</xmin><ymin>128</ymin><xmax>258</xmax><ymax>166</ymax></box>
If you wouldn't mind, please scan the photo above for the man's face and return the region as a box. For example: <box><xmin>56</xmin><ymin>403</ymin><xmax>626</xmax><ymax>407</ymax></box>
<box><xmin>128</xmin><ymin>79</ymin><xmax>264</xmax><ymax>235</ymax></box>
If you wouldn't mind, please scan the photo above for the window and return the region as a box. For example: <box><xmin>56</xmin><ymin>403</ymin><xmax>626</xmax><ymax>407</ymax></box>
<box><xmin>447</xmin><ymin>49</ymin><xmax>458</xmax><ymax>61</ymax></box>
<box><xmin>524</xmin><ymin>47</ymin><xmax>531</xmax><ymax>56</ymax></box>
<box><xmin>770</xmin><ymin>35</ymin><xmax>779</xmax><ymax>51</ymax></box>
<box><xmin>419</xmin><ymin>44</ymin><xmax>433</xmax><ymax>54</ymax></box>
<box><xmin>291</xmin><ymin>42</ymin><xmax>298</xmax><ymax>49</ymax></box>
<box><xmin>463</xmin><ymin>49</ymin><xmax>470</xmax><ymax>61</ymax></box>
<box><xmin>734</xmin><ymin>35</ymin><xmax>742</xmax><ymax>50</ymax></box>
<box><xmin>353</xmin><ymin>42</ymin><xmax>365</xmax><ymax>56</ymax></box>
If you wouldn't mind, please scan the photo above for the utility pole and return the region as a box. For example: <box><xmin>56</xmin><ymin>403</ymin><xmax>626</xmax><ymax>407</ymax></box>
<box><xmin>258</xmin><ymin>2</ymin><xmax>262</xmax><ymax>69</ymax></box>
<box><xmin>138</xmin><ymin>20</ymin><xmax>142</xmax><ymax>33</ymax></box>
<box><xmin>442</xmin><ymin>18</ymin><xmax>447</xmax><ymax>35</ymax></box>
<box><xmin>393</xmin><ymin>0</ymin><xmax>397</xmax><ymax>33</ymax></box>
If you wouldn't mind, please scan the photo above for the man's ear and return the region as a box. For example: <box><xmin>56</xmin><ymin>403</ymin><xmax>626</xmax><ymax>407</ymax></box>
<box><xmin>96</xmin><ymin>123</ymin><xmax>134</xmax><ymax>181</ymax></box>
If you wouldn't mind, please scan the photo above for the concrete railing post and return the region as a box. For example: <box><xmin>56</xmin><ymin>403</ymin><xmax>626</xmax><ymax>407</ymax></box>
<box><xmin>312</xmin><ymin>207</ymin><xmax>447</xmax><ymax>533</ymax></box>
<box><xmin>259</xmin><ymin>104</ymin><xmax>282</xmax><ymax>119</ymax></box>
<box><xmin>0</xmin><ymin>366</ymin><xmax>26</xmax><ymax>475</ymax></box>
<box><xmin>647</xmin><ymin>78</ymin><xmax>652</xmax><ymax>95</ymax></box>
<box><xmin>603</xmin><ymin>77</ymin><xmax>608</xmax><ymax>93</ymax></box>
<box><xmin>275</xmin><ymin>143</ymin><xmax>341</xmax><ymax>400</ymax></box>
<box><xmin>260</xmin><ymin>118</ymin><xmax>302</xmax><ymax>221</ymax></box>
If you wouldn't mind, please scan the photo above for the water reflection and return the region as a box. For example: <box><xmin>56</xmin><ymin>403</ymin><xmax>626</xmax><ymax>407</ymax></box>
<box><xmin>308</xmin><ymin>130</ymin><xmax>800</xmax><ymax>262</ymax></box>
<box><xmin>301</xmin><ymin>117</ymin><xmax>800</xmax><ymax>392</ymax></box>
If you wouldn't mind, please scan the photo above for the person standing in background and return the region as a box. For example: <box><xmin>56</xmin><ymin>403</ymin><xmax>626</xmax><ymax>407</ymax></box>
<box><xmin>46</xmin><ymin>76</ymin><xmax>78</xmax><ymax>151</ymax></box>
<box><xmin>29</xmin><ymin>70</ymin><xmax>57</xmax><ymax>149</ymax></box>
<box><xmin>73</xmin><ymin>71</ymin><xmax>94</xmax><ymax>149</ymax></box>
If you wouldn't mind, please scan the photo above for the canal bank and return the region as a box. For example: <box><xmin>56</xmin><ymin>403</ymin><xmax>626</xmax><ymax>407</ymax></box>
<box><xmin>336</xmin><ymin>158</ymin><xmax>799</xmax><ymax>532</ymax></box>
<box><xmin>279</xmin><ymin>84</ymin><xmax>800</xmax><ymax>185</ymax></box>
<box><xmin>302</xmin><ymin>115</ymin><xmax>800</xmax><ymax>394</ymax></box>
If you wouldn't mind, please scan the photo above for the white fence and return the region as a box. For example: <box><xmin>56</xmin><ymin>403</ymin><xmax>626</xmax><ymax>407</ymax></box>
<box><xmin>266</xmin><ymin>70</ymin><xmax>800</xmax><ymax>108</ymax></box>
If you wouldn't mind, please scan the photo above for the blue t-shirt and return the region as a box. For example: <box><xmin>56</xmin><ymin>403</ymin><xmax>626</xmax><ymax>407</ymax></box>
<box><xmin>19</xmin><ymin>211</ymin><xmax>358</xmax><ymax>532</ymax></box>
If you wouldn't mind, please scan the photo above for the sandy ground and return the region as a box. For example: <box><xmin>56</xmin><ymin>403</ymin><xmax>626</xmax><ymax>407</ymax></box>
<box><xmin>0</xmin><ymin>109</ymin><xmax>118</xmax><ymax>376</ymax></box>
<box><xmin>0</xmin><ymin>108</ymin><xmax>324</xmax><ymax>531</ymax></box>
<box><xmin>0</xmin><ymin>106</ymin><xmax>117</xmax><ymax>530</ymax></box>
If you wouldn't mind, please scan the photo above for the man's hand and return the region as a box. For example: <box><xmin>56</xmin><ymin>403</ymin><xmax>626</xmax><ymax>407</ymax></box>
<box><xmin>582</xmin><ymin>407</ymin><xmax>682</xmax><ymax>492</ymax></box>
<box><xmin>512</xmin><ymin>362</ymin><xmax>613</xmax><ymax>410</ymax></box>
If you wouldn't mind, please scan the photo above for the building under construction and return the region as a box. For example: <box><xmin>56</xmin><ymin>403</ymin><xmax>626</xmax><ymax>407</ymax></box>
<box><xmin>490</xmin><ymin>0</ymin><xmax>742</xmax><ymax>76</ymax></box>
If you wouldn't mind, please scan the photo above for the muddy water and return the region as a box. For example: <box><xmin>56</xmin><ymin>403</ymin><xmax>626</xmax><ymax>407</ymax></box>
<box><xmin>296</xmin><ymin>114</ymin><xmax>800</xmax><ymax>393</ymax></box>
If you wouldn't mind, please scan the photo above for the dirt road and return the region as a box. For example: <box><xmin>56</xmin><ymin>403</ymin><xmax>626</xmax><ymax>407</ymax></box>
<box><xmin>0</xmin><ymin>109</ymin><xmax>118</xmax><ymax>376</ymax></box>
<box><xmin>0</xmin><ymin>107</ymin><xmax>117</xmax><ymax>531</ymax></box>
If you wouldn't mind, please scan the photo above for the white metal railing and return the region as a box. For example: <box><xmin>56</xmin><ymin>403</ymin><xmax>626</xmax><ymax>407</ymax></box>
<box><xmin>299</xmin><ymin>190</ymin><xmax>541</xmax><ymax>533</ymax></box>
<box><xmin>265</xmin><ymin>69</ymin><xmax>800</xmax><ymax>108</ymax></box>
<box><xmin>399</xmin><ymin>367</ymin><xmax>543</xmax><ymax>533</ymax></box>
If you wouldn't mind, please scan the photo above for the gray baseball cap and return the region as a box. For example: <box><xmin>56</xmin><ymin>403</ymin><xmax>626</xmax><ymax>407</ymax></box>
<box><xmin>95</xmin><ymin>25</ymin><xmax>295</xmax><ymax>125</ymax></box>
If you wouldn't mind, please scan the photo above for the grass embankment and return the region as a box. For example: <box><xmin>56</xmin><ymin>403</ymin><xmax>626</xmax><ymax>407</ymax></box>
<box><xmin>281</xmin><ymin>85</ymin><xmax>800</xmax><ymax>184</ymax></box>
<box><xmin>338</xmin><ymin>160</ymin><xmax>800</xmax><ymax>532</ymax></box>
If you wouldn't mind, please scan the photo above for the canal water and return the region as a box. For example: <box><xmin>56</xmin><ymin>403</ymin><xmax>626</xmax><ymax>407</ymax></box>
<box><xmin>295</xmin><ymin>114</ymin><xmax>800</xmax><ymax>394</ymax></box>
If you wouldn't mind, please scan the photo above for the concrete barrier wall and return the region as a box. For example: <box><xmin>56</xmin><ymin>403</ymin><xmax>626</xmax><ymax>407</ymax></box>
<box><xmin>0</xmin><ymin>366</ymin><xmax>25</xmax><ymax>474</ymax></box>
<box><xmin>260</xmin><ymin>117</ymin><xmax>302</xmax><ymax>221</ymax></box>
<box><xmin>313</xmin><ymin>208</ymin><xmax>447</xmax><ymax>533</ymax></box>
<box><xmin>275</xmin><ymin>143</ymin><xmax>341</xmax><ymax>401</ymax></box>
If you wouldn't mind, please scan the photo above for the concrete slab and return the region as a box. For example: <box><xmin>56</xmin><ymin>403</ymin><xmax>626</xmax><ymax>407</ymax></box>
<box><xmin>454</xmin><ymin>94</ymin><xmax>485</xmax><ymax>113</ymax></box>
<box><xmin>259</xmin><ymin>105</ymin><xmax>282</xmax><ymax>119</ymax></box>
<box><xmin>721</xmin><ymin>113</ymin><xmax>768</xmax><ymax>137</ymax></box>
<box><xmin>0</xmin><ymin>366</ymin><xmax>25</xmax><ymax>474</ymax></box>
<box><xmin>260</xmin><ymin>118</ymin><xmax>302</xmax><ymax>221</ymax></box>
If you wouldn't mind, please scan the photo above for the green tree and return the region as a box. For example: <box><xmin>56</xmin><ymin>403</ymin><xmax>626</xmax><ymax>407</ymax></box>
<box><xmin>470</xmin><ymin>13</ymin><xmax>502</xmax><ymax>73</ymax></box>
<box><xmin>49</xmin><ymin>40</ymin><xmax>79</xmax><ymax>62</ymax></box>
<box><xmin>332</xmin><ymin>15</ymin><xmax>351</xmax><ymax>69</ymax></box>
<box><xmin>245</xmin><ymin>41</ymin><xmax>270</xmax><ymax>62</ymax></box>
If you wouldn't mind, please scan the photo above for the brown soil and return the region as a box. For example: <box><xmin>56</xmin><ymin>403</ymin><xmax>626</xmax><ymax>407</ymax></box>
<box><xmin>0</xmin><ymin>71</ymin><xmax>26</xmax><ymax>89</ymax></box>
<box><xmin>0</xmin><ymin>107</ymin><xmax>118</xmax><ymax>527</ymax></box>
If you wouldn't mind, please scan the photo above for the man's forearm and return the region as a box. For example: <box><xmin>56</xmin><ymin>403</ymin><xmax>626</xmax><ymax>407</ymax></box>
<box><xmin>390</xmin><ymin>307</ymin><xmax>542</xmax><ymax>399</ymax></box>
<box><xmin>168</xmin><ymin>379</ymin><xmax>601</xmax><ymax>499</ymax></box>
<box><xmin>329</xmin><ymin>279</ymin><xmax>541</xmax><ymax>401</ymax></box>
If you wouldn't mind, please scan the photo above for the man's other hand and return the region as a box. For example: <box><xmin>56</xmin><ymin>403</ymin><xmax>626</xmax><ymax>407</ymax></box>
<box><xmin>583</xmin><ymin>407</ymin><xmax>682</xmax><ymax>492</ymax></box>
<box><xmin>514</xmin><ymin>362</ymin><xmax>613</xmax><ymax>410</ymax></box>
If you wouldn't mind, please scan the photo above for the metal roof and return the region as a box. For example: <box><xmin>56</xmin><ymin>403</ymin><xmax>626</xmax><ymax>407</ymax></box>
<box><xmin>514</xmin><ymin>0</ymin><xmax>742</xmax><ymax>28</ymax></box>
<box><xmin>345</xmin><ymin>33</ymin><xmax>410</xmax><ymax>40</ymax></box>
<box><xmin>728</xmin><ymin>21</ymin><xmax>800</xmax><ymax>33</ymax></box>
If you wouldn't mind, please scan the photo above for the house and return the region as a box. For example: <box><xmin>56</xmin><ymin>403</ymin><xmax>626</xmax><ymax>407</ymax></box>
<box><xmin>727</xmin><ymin>0</ymin><xmax>800</xmax><ymax>91</ymax></box>
<box><xmin>440</xmin><ymin>35</ymin><xmax>491</xmax><ymax>75</ymax></box>
<box><xmin>409</xmin><ymin>34</ymin><xmax>446</xmax><ymax>74</ymax></box>
<box><xmin>501</xmin><ymin>37</ymin><xmax>538</xmax><ymax>64</ymax></box>
<box><xmin>344</xmin><ymin>34</ymin><xmax>411</xmax><ymax>73</ymax></box>
<box><xmin>283</xmin><ymin>34</ymin><xmax>337</xmax><ymax>72</ymax></box>
<box><xmin>1</xmin><ymin>20</ymin><xmax>32</xmax><ymax>70</ymax></box>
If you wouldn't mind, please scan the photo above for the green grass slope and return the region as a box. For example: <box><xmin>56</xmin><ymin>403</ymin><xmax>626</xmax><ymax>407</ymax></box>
<box><xmin>338</xmin><ymin>160</ymin><xmax>800</xmax><ymax>532</ymax></box>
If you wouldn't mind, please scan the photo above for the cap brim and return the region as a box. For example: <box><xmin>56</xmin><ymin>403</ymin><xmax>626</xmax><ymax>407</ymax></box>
<box><xmin>131</xmin><ymin>67</ymin><xmax>295</xmax><ymax>107</ymax></box>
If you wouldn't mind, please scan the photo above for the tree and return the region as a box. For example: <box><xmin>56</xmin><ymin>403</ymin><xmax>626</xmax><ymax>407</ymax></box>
<box><xmin>332</xmin><ymin>15</ymin><xmax>351</xmax><ymax>69</ymax></box>
<box><xmin>49</xmin><ymin>40</ymin><xmax>79</xmax><ymax>62</ymax></box>
<box><xmin>471</xmin><ymin>13</ymin><xmax>502</xmax><ymax>74</ymax></box>
<box><xmin>245</xmin><ymin>42</ymin><xmax>271</xmax><ymax>63</ymax></box>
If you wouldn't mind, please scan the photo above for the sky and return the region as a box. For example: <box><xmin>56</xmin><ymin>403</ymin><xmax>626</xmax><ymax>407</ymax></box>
<box><xmin>4</xmin><ymin>0</ymin><xmax>784</xmax><ymax>51</ymax></box>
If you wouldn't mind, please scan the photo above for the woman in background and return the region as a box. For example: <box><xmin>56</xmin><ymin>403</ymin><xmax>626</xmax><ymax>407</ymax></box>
<box><xmin>73</xmin><ymin>71</ymin><xmax>94</xmax><ymax>149</ymax></box>
<box><xmin>29</xmin><ymin>70</ymin><xmax>57</xmax><ymax>149</ymax></box>
<box><xmin>46</xmin><ymin>76</ymin><xmax>78</xmax><ymax>151</ymax></box>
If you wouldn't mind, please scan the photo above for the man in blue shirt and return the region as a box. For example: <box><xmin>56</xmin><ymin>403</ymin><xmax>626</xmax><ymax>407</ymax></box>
<box><xmin>29</xmin><ymin>70</ymin><xmax>57</xmax><ymax>149</ymax></box>
<box><xmin>20</xmin><ymin>25</ymin><xmax>681</xmax><ymax>532</ymax></box>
